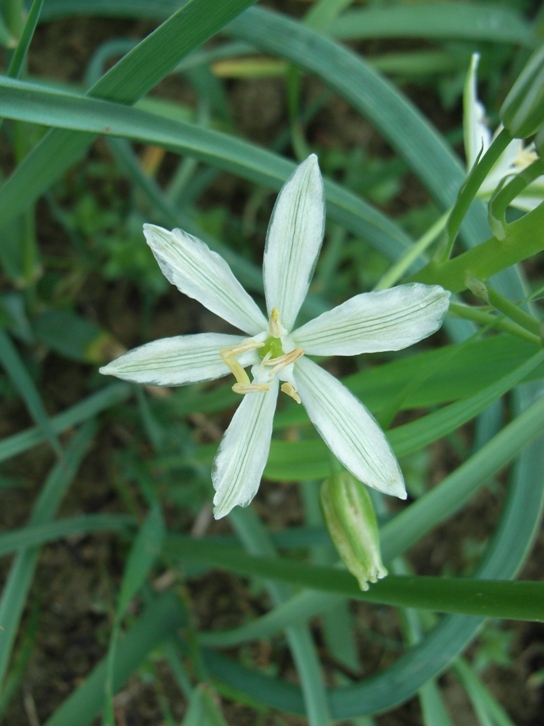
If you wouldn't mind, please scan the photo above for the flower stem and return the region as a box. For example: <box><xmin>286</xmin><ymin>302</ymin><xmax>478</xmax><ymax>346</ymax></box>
<box><xmin>374</xmin><ymin>211</ymin><xmax>448</xmax><ymax>290</ymax></box>
<box><xmin>441</xmin><ymin>127</ymin><xmax>512</xmax><ymax>261</ymax></box>
<box><xmin>488</xmin><ymin>158</ymin><xmax>544</xmax><ymax>239</ymax></box>
<box><xmin>449</xmin><ymin>302</ymin><xmax>541</xmax><ymax>346</ymax></box>
<box><xmin>409</xmin><ymin>200</ymin><xmax>544</xmax><ymax>293</ymax></box>
<box><xmin>485</xmin><ymin>286</ymin><xmax>541</xmax><ymax>338</ymax></box>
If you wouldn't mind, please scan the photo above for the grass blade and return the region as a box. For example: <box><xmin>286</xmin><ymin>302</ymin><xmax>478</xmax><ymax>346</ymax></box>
<box><xmin>169</xmin><ymin>537</ymin><xmax>544</xmax><ymax>621</ymax></box>
<box><xmin>0</xmin><ymin>329</ymin><xmax>63</xmax><ymax>459</ymax></box>
<box><xmin>0</xmin><ymin>423</ymin><xmax>95</xmax><ymax>688</ymax></box>
<box><xmin>43</xmin><ymin>593</ymin><xmax>187</xmax><ymax>726</ymax></box>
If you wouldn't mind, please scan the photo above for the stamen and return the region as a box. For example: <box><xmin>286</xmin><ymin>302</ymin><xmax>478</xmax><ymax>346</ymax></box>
<box><xmin>281</xmin><ymin>382</ymin><xmax>301</xmax><ymax>404</ymax></box>
<box><xmin>220</xmin><ymin>340</ymin><xmax>264</xmax><ymax>387</ymax></box>
<box><xmin>233</xmin><ymin>382</ymin><xmax>271</xmax><ymax>394</ymax></box>
<box><xmin>264</xmin><ymin>347</ymin><xmax>304</xmax><ymax>377</ymax></box>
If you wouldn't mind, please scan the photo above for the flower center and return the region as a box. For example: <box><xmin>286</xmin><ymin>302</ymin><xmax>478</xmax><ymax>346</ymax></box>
<box><xmin>258</xmin><ymin>334</ymin><xmax>284</xmax><ymax>361</ymax></box>
<box><xmin>219</xmin><ymin>307</ymin><xmax>304</xmax><ymax>404</ymax></box>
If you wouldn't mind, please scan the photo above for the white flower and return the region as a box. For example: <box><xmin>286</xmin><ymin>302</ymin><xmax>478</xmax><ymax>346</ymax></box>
<box><xmin>100</xmin><ymin>156</ymin><xmax>450</xmax><ymax>518</ymax></box>
<box><xmin>464</xmin><ymin>53</ymin><xmax>544</xmax><ymax>211</ymax></box>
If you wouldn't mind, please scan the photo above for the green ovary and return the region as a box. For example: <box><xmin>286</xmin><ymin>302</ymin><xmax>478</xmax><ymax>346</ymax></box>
<box><xmin>258</xmin><ymin>335</ymin><xmax>284</xmax><ymax>360</ymax></box>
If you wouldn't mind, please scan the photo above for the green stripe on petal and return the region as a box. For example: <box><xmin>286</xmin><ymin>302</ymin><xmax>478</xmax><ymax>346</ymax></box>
<box><xmin>212</xmin><ymin>381</ymin><xmax>279</xmax><ymax>519</ymax></box>
<box><xmin>292</xmin><ymin>284</ymin><xmax>450</xmax><ymax>356</ymax></box>
<box><xmin>294</xmin><ymin>357</ymin><xmax>406</xmax><ymax>499</ymax></box>
<box><xmin>100</xmin><ymin>333</ymin><xmax>253</xmax><ymax>387</ymax></box>
<box><xmin>263</xmin><ymin>155</ymin><xmax>325</xmax><ymax>331</ymax></box>
<box><xmin>144</xmin><ymin>224</ymin><xmax>267</xmax><ymax>335</ymax></box>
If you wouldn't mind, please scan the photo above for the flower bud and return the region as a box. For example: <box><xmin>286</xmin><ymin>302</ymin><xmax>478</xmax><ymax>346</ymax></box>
<box><xmin>500</xmin><ymin>45</ymin><xmax>544</xmax><ymax>138</ymax></box>
<box><xmin>320</xmin><ymin>472</ymin><xmax>387</xmax><ymax>591</ymax></box>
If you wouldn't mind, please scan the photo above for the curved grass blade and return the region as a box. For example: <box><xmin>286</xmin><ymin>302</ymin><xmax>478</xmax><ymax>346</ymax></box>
<box><xmin>229</xmin><ymin>507</ymin><xmax>332</xmax><ymax>726</ymax></box>
<box><xmin>168</xmin><ymin>536</ymin><xmax>544</xmax><ymax>621</ymax></box>
<box><xmin>0</xmin><ymin>329</ymin><xmax>63</xmax><ymax>459</ymax></box>
<box><xmin>38</xmin><ymin>0</ymin><xmax>535</xmax><ymax>47</ymax></box>
<box><xmin>0</xmin><ymin>77</ymin><xmax>412</xmax><ymax>261</ymax></box>
<box><xmin>0</xmin><ymin>423</ymin><xmax>95</xmax><ymax>689</ymax></box>
<box><xmin>382</xmin><ymin>392</ymin><xmax>544</xmax><ymax>561</ymax></box>
<box><xmin>0</xmin><ymin>0</ymin><xmax>260</xmax><ymax>234</ymax></box>
<box><xmin>103</xmin><ymin>504</ymin><xmax>166</xmax><ymax>724</ymax></box>
<box><xmin>43</xmin><ymin>593</ymin><xmax>187</xmax><ymax>726</ymax></box>
<box><xmin>0</xmin><ymin>382</ymin><xmax>131</xmax><ymax>463</ymax></box>
<box><xmin>199</xmin><ymin>590</ymin><xmax>342</xmax><ymax>647</ymax></box>
<box><xmin>329</xmin><ymin>3</ymin><xmax>534</xmax><ymax>46</ymax></box>
<box><xmin>0</xmin><ymin>514</ymin><xmax>135</xmax><ymax>557</ymax></box>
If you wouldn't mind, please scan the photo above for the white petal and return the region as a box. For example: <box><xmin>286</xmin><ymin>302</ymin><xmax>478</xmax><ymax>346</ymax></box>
<box><xmin>480</xmin><ymin>136</ymin><xmax>524</xmax><ymax>195</ymax></box>
<box><xmin>144</xmin><ymin>224</ymin><xmax>267</xmax><ymax>335</ymax></box>
<box><xmin>212</xmin><ymin>381</ymin><xmax>279</xmax><ymax>519</ymax></box>
<box><xmin>292</xmin><ymin>284</ymin><xmax>450</xmax><ymax>356</ymax></box>
<box><xmin>99</xmin><ymin>333</ymin><xmax>256</xmax><ymax>386</ymax></box>
<box><xmin>294</xmin><ymin>358</ymin><xmax>406</xmax><ymax>498</ymax></box>
<box><xmin>464</xmin><ymin>53</ymin><xmax>491</xmax><ymax>170</ymax></box>
<box><xmin>512</xmin><ymin>178</ymin><xmax>544</xmax><ymax>211</ymax></box>
<box><xmin>263</xmin><ymin>155</ymin><xmax>325</xmax><ymax>331</ymax></box>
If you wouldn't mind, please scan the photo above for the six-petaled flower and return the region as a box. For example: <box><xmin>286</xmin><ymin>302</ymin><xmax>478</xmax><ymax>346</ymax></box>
<box><xmin>100</xmin><ymin>156</ymin><xmax>450</xmax><ymax>518</ymax></box>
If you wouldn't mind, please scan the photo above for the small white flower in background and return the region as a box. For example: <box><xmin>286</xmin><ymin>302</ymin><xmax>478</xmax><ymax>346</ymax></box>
<box><xmin>100</xmin><ymin>156</ymin><xmax>450</xmax><ymax>518</ymax></box>
<box><xmin>464</xmin><ymin>53</ymin><xmax>544</xmax><ymax>211</ymax></box>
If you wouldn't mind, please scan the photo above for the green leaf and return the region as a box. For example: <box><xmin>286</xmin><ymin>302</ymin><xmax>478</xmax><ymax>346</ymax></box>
<box><xmin>116</xmin><ymin>504</ymin><xmax>166</xmax><ymax>620</ymax></box>
<box><xmin>33</xmin><ymin>309</ymin><xmax>116</xmax><ymax>363</ymax></box>
<box><xmin>0</xmin><ymin>329</ymin><xmax>63</xmax><ymax>459</ymax></box>
<box><xmin>0</xmin><ymin>0</ymin><xmax>261</xmax><ymax>234</ymax></box>
<box><xmin>0</xmin><ymin>515</ymin><xmax>135</xmax><ymax>557</ymax></box>
<box><xmin>329</xmin><ymin>3</ymin><xmax>534</xmax><ymax>46</ymax></box>
<box><xmin>168</xmin><ymin>536</ymin><xmax>544</xmax><ymax>621</ymax></box>
<box><xmin>181</xmin><ymin>684</ymin><xmax>229</xmax><ymax>726</ymax></box>
<box><xmin>43</xmin><ymin>593</ymin><xmax>187</xmax><ymax>726</ymax></box>
<box><xmin>382</xmin><ymin>392</ymin><xmax>544</xmax><ymax>562</ymax></box>
<box><xmin>0</xmin><ymin>382</ymin><xmax>131</xmax><ymax>463</ymax></box>
<box><xmin>0</xmin><ymin>76</ymin><xmax>412</xmax><ymax>262</ymax></box>
<box><xmin>0</xmin><ymin>424</ymin><xmax>95</xmax><ymax>689</ymax></box>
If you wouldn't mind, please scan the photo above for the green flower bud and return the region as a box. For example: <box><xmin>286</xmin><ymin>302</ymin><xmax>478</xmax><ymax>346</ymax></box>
<box><xmin>320</xmin><ymin>472</ymin><xmax>387</xmax><ymax>591</ymax></box>
<box><xmin>500</xmin><ymin>45</ymin><xmax>544</xmax><ymax>138</ymax></box>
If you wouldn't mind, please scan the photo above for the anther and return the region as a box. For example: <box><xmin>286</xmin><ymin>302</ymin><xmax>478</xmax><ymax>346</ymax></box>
<box><xmin>264</xmin><ymin>348</ymin><xmax>304</xmax><ymax>377</ymax></box>
<box><xmin>281</xmin><ymin>382</ymin><xmax>301</xmax><ymax>404</ymax></box>
<box><xmin>233</xmin><ymin>382</ymin><xmax>271</xmax><ymax>395</ymax></box>
<box><xmin>220</xmin><ymin>340</ymin><xmax>264</xmax><ymax>388</ymax></box>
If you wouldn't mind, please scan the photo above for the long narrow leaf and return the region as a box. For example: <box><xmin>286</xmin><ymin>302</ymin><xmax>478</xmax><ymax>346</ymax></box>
<box><xmin>0</xmin><ymin>515</ymin><xmax>135</xmax><ymax>557</ymax></box>
<box><xmin>329</xmin><ymin>3</ymin><xmax>533</xmax><ymax>45</ymax></box>
<box><xmin>0</xmin><ymin>76</ymin><xmax>412</xmax><ymax>261</ymax></box>
<box><xmin>168</xmin><ymin>537</ymin><xmax>544</xmax><ymax>621</ymax></box>
<box><xmin>0</xmin><ymin>382</ymin><xmax>131</xmax><ymax>463</ymax></box>
<box><xmin>0</xmin><ymin>424</ymin><xmax>95</xmax><ymax>688</ymax></box>
<box><xmin>0</xmin><ymin>329</ymin><xmax>63</xmax><ymax>459</ymax></box>
<box><xmin>43</xmin><ymin>593</ymin><xmax>187</xmax><ymax>726</ymax></box>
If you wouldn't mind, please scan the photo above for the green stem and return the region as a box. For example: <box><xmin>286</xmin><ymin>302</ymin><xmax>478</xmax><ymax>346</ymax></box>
<box><xmin>6</xmin><ymin>0</ymin><xmax>44</xmax><ymax>80</ymax></box>
<box><xmin>449</xmin><ymin>302</ymin><xmax>541</xmax><ymax>346</ymax></box>
<box><xmin>488</xmin><ymin>158</ymin><xmax>544</xmax><ymax>239</ymax></box>
<box><xmin>374</xmin><ymin>210</ymin><xmax>448</xmax><ymax>290</ymax></box>
<box><xmin>409</xmin><ymin>201</ymin><xmax>544</xmax><ymax>292</ymax></box>
<box><xmin>3</xmin><ymin>0</ymin><xmax>24</xmax><ymax>39</ymax></box>
<box><xmin>442</xmin><ymin>127</ymin><xmax>512</xmax><ymax>260</ymax></box>
<box><xmin>485</xmin><ymin>286</ymin><xmax>541</xmax><ymax>338</ymax></box>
